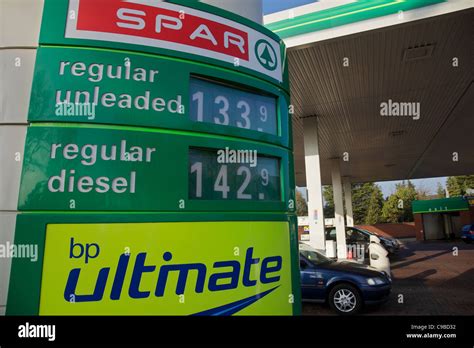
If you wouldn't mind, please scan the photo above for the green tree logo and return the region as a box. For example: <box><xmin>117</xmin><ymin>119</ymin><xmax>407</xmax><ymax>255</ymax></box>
<box><xmin>255</xmin><ymin>39</ymin><xmax>277</xmax><ymax>71</ymax></box>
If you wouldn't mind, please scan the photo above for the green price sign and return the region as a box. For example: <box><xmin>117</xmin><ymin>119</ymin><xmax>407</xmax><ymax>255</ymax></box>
<box><xmin>18</xmin><ymin>125</ymin><xmax>293</xmax><ymax>212</ymax></box>
<box><xmin>189</xmin><ymin>148</ymin><xmax>281</xmax><ymax>201</ymax></box>
<box><xmin>29</xmin><ymin>47</ymin><xmax>290</xmax><ymax>148</ymax></box>
<box><xmin>10</xmin><ymin>0</ymin><xmax>299</xmax><ymax>318</ymax></box>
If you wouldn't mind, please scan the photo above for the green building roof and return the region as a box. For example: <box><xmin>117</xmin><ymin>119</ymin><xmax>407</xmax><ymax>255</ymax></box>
<box><xmin>412</xmin><ymin>197</ymin><xmax>469</xmax><ymax>214</ymax></box>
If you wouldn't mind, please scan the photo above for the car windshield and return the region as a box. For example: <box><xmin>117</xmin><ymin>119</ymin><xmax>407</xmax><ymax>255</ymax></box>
<box><xmin>360</xmin><ymin>228</ymin><xmax>385</xmax><ymax>238</ymax></box>
<box><xmin>300</xmin><ymin>249</ymin><xmax>332</xmax><ymax>265</ymax></box>
<box><xmin>358</xmin><ymin>228</ymin><xmax>374</xmax><ymax>235</ymax></box>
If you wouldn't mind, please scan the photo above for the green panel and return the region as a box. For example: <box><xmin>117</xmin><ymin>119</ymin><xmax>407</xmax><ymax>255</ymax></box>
<box><xmin>288</xmin><ymin>214</ymin><xmax>302</xmax><ymax>315</ymax></box>
<box><xmin>7</xmin><ymin>212</ymin><xmax>300</xmax><ymax>315</ymax></box>
<box><xmin>266</xmin><ymin>0</ymin><xmax>445</xmax><ymax>39</ymax></box>
<box><xmin>18</xmin><ymin>124</ymin><xmax>294</xmax><ymax>212</ymax></box>
<box><xmin>39</xmin><ymin>0</ymin><xmax>289</xmax><ymax>91</ymax></box>
<box><xmin>29</xmin><ymin>46</ymin><xmax>290</xmax><ymax>148</ymax></box>
<box><xmin>6</xmin><ymin>215</ymin><xmax>47</xmax><ymax>315</ymax></box>
<box><xmin>412</xmin><ymin>197</ymin><xmax>469</xmax><ymax>214</ymax></box>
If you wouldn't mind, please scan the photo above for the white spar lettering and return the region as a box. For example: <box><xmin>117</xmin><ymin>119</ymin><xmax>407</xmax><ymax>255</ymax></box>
<box><xmin>117</xmin><ymin>8</ymin><xmax>146</xmax><ymax>30</ymax></box>
<box><xmin>155</xmin><ymin>14</ymin><xmax>182</xmax><ymax>33</ymax></box>
<box><xmin>115</xmin><ymin>8</ymin><xmax>246</xmax><ymax>54</ymax></box>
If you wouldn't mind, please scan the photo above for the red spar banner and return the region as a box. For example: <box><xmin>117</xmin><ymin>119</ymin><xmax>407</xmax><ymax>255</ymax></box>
<box><xmin>74</xmin><ymin>0</ymin><xmax>250</xmax><ymax>60</ymax></box>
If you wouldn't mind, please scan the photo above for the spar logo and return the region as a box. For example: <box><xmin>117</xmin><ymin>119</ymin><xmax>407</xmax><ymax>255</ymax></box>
<box><xmin>64</xmin><ymin>0</ymin><xmax>282</xmax><ymax>82</ymax></box>
<box><xmin>255</xmin><ymin>39</ymin><xmax>277</xmax><ymax>71</ymax></box>
<box><xmin>64</xmin><ymin>238</ymin><xmax>282</xmax><ymax>315</ymax></box>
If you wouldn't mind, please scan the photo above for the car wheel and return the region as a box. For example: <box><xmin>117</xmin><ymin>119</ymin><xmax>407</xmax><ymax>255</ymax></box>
<box><xmin>328</xmin><ymin>284</ymin><xmax>362</xmax><ymax>315</ymax></box>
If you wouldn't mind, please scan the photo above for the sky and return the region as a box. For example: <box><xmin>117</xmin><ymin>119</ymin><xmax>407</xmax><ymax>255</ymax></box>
<box><xmin>377</xmin><ymin>177</ymin><xmax>446</xmax><ymax>198</ymax></box>
<box><xmin>263</xmin><ymin>0</ymin><xmax>317</xmax><ymax>14</ymax></box>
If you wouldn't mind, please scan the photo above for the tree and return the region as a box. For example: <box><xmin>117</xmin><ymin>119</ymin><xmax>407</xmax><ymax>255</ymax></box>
<box><xmin>296</xmin><ymin>190</ymin><xmax>308</xmax><ymax>216</ymax></box>
<box><xmin>446</xmin><ymin>175</ymin><xmax>474</xmax><ymax>196</ymax></box>
<box><xmin>352</xmin><ymin>183</ymin><xmax>379</xmax><ymax>225</ymax></box>
<box><xmin>447</xmin><ymin>176</ymin><xmax>462</xmax><ymax>197</ymax></box>
<box><xmin>365</xmin><ymin>186</ymin><xmax>384</xmax><ymax>224</ymax></box>
<box><xmin>457</xmin><ymin>175</ymin><xmax>474</xmax><ymax>193</ymax></box>
<box><xmin>436</xmin><ymin>182</ymin><xmax>446</xmax><ymax>198</ymax></box>
<box><xmin>416</xmin><ymin>182</ymin><xmax>431</xmax><ymax>200</ymax></box>
<box><xmin>399</xmin><ymin>180</ymin><xmax>417</xmax><ymax>222</ymax></box>
<box><xmin>382</xmin><ymin>194</ymin><xmax>400</xmax><ymax>223</ymax></box>
<box><xmin>323</xmin><ymin>185</ymin><xmax>334</xmax><ymax>218</ymax></box>
<box><xmin>382</xmin><ymin>181</ymin><xmax>417</xmax><ymax>222</ymax></box>
<box><xmin>322</xmin><ymin>182</ymin><xmax>384</xmax><ymax>224</ymax></box>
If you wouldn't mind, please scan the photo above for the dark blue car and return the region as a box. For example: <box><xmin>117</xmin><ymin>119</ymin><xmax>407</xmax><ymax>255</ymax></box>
<box><xmin>300</xmin><ymin>243</ymin><xmax>391</xmax><ymax>315</ymax></box>
<box><xmin>461</xmin><ymin>224</ymin><xmax>474</xmax><ymax>243</ymax></box>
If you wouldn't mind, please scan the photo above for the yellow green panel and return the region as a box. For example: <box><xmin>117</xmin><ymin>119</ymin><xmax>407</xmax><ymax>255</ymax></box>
<box><xmin>39</xmin><ymin>221</ymin><xmax>293</xmax><ymax>315</ymax></box>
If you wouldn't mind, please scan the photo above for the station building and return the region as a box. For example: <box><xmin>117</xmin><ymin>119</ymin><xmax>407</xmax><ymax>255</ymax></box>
<box><xmin>413</xmin><ymin>196</ymin><xmax>474</xmax><ymax>240</ymax></box>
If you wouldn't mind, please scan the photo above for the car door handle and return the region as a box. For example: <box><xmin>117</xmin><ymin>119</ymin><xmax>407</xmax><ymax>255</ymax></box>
<box><xmin>309</xmin><ymin>275</ymin><xmax>318</xmax><ymax>279</ymax></box>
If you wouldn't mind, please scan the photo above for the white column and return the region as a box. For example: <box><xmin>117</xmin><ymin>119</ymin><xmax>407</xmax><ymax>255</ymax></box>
<box><xmin>0</xmin><ymin>0</ymin><xmax>43</xmax><ymax>315</ymax></box>
<box><xmin>343</xmin><ymin>180</ymin><xmax>354</xmax><ymax>227</ymax></box>
<box><xmin>0</xmin><ymin>0</ymin><xmax>44</xmax><ymax>47</ymax></box>
<box><xmin>331</xmin><ymin>160</ymin><xmax>347</xmax><ymax>259</ymax></box>
<box><xmin>201</xmin><ymin>0</ymin><xmax>263</xmax><ymax>23</ymax></box>
<box><xmin>303</xmin><ymin>117</ymin><xmax>326</xmax><ymax>250</ymax></box>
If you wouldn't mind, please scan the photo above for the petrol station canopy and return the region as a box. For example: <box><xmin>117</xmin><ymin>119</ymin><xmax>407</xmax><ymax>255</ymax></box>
<box><xmin>265</xmin><ymin>0</ymin><xmax>474</xmax><ymax>186</ymax></box>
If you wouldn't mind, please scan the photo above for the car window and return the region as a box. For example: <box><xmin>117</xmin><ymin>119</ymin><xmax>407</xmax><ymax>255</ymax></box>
<box><xmin>354</xmin><ymin>230</ymin><xmax>368</xmax><ymax>241</ymax></box>
<box><xmin>346</xmin><ymin>228</ymin><xmax>357</xmax><ymax>241</ymax></box>
<box><xmin>346</xmin><ymin>228</ymin><xmax>368</xmax><ymax>242</ymax></box>
<box><xmin>300</xmin><ymin>249</ymin><xmax>332</xmax><ymax>265</ymax></box>
<box><xmin>299</xmin><ymin>258</ymin><xmax>308</xmax><ymax>269</ymax></box>
<box><xmin>360</xmin><ymin>228</ymin><xmax>375</xmax><ymax>236</ymax></box>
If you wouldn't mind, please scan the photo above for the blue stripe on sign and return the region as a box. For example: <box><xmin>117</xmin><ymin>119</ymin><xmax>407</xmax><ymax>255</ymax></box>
<box><xmin>191</xmin><ymin>286</ymin><xmax>280</xmax><ymax>316</ymax></box>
